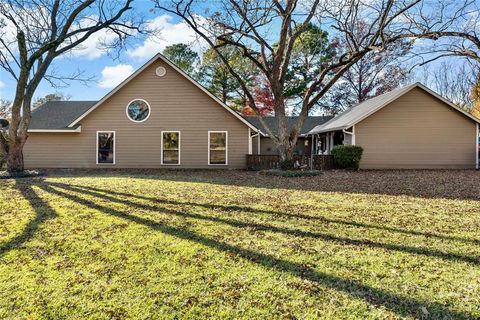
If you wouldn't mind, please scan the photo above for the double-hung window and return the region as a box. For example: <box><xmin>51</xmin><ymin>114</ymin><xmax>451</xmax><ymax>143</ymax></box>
<box><xmin>97</xmin><ymin>131</ymin><xmax>115</xmax><ymax>164</ymax></box>
<box><xmin>208</xmin><ymin>131</ymin><xmax>227</xmax><ymax>165</ymax></box>
<box><xmin>162</xmin><ymin>131</ymin><xmax>180</xmax><ymax>165</ymax></box>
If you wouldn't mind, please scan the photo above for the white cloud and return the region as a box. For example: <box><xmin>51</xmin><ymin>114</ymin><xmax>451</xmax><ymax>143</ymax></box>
<box><xmin>0</xmin><ymin>80</ymin><xmax>4</xmax><ymax>89</ymax></box>
<box><xmin>127</xmin><ymin>14</ymin><xmax>206</xmax><ymax>59</ymax></box>
<box><xmin>67</xmin><ymin>28</ymin><xmax>119</xmax><ymax>60</ymax></box>
<box><xmin>98</xmin><ymin>64</ymin><xmax>134</xmax><ymax>89</ymax></box>
<box><xmin>64</xmin><ymin>16</ymin><xmax>128</xmax><ymax>60</ymax></box>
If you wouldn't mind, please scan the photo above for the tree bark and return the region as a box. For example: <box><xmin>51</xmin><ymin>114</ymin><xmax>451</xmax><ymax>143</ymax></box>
<box><xmin>6</xmin><ymin>142</ymin><xmax>25</xmax><ymax>172</ymax></box>
<box><xmin>277</xmin><ymin>143</ymin><xmax>294</xmax><ymax>161</ymax></box>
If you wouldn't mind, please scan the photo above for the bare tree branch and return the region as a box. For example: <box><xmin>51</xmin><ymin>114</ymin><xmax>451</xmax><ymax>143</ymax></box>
<box><xmin>153</xmin><ymin>0</ymin><xmax>424</xmax><ymax>163</ymax></box>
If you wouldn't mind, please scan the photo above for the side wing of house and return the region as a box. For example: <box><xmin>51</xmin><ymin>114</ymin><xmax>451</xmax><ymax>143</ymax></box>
<box><xmin>24</xmin><ymin>56</ymin><xmax>254</xmax><ymax>169</ymax></box>
<box><xmin>355</xmin><ymin>87</ymin><xmax>477</xmax><ymax>169</ymax></box>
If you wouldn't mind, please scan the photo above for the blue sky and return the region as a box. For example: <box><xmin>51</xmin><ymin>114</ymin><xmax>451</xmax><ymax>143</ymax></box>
<box><xmin>0</xmin><ymin>1</ymin><xmax>206</xmax><ymax>102</ymax></box>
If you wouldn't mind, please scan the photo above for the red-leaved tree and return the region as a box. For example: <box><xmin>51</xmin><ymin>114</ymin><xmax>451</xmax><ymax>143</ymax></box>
<box><xmin>242</xmin><ymin>76</ymin><xmax>275</xmax><ymax>116</ymax></box>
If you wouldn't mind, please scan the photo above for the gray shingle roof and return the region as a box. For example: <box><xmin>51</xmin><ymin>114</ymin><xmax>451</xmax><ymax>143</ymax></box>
<box><xmin>244</xmin><ymin>116</ymin><xmax>334</xmax><ymax>136</ymax></box>
<box><xmin>30</xmin><ymin>101</ymin><xmax>97</xmax><ymax>130</ymax></box>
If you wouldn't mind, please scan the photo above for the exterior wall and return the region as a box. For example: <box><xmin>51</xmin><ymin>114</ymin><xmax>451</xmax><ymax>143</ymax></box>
<box><xmin>355</xmin><ymin>87</ymin><xmax>477</xmax><ymax>169</ymax></box>
<box><xmin>24</xmin><ymin>59</ymin><xmax>250</xmax><ymax>169</ymax></box>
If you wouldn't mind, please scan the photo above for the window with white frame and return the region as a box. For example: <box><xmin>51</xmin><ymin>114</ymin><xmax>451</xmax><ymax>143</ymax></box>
<box><xmin>126</xmin><ymin>99</ymin><xmax>150</xmax><ymax>123</ymax></box>
<box><xmin>97</xmin><ymin>131</ymin><xmax>115</xmax><ymax>164</ymax></box>
<box><xmin>161</xmin><ymin>131</ymin><xmax>180</xmax><ymax>165</ymax></box>
<box><xmin>208</xmin><ymin>131</ymin><xmax>227</xmax><ymax>165</ymax></box>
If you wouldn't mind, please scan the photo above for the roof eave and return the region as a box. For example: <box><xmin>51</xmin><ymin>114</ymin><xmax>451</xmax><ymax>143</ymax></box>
<box><xmin>308</xmin><ymin>125</ymin><xmax>349</xmax><ymax>135</ymax></box>
<box><xmin>28</xmin><ymin>126</ymin><xmax>82</xmax><ymax>133</ymax></box>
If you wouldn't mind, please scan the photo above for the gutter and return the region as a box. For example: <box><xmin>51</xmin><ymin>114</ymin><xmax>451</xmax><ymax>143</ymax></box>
<box><xmin>28</xmin><ymin>126</ymin><xmax>82</xmax><ymax>133</ymax></box>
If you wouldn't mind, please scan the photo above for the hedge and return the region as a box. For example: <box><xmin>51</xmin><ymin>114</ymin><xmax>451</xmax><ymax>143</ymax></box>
<box><xmin>331</xmin><ymin>145</ymin><xmax>363</xmax><ymax>170</ymax></box>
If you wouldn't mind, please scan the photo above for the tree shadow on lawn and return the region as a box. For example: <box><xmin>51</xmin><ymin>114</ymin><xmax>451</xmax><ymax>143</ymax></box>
<box><xmin>56</xmin><ymin>182</ymin><xmax>480</xmax><ymax>247</ymax></box>
<box><xmin>31</xmin><ymin>180</ymin><xmax>476</xmax><ymax>319</ymax></box>
<box><xmin>44</xmin><ymin>168</ymin><xmax>480</xmax><ymax>201</ymax></box>
<box><xmin>0</xmin><ymin>180</ymin><xmax>57</xmax><ymax>257</ymax></box>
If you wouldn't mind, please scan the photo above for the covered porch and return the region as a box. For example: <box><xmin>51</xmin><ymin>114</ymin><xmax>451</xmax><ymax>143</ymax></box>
<box><xmin>308</xmin><ymin>126</ymin><xmax>355</xmax><ymax>155</ymax></box>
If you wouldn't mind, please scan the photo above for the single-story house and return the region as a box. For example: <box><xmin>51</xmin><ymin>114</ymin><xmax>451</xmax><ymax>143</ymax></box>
<box><xmin>25</xmin><ymin>53</ymin><xmax>480</xmax><ymax>169</ymax></box>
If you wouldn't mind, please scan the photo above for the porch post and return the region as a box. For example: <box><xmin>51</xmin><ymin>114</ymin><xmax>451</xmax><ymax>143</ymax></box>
<box><xmin>330</xmin><ymin>133</ymin><xmax>334</xmax><ymax>153</ymax></box>
<box><xmin>326</xmin><ymin>133</ymin><xmax>330</xmax><ymax>154</ymax></box>
<box><xmin>310</xmin><ymin>135</ymin><xmax>314</xmax><ymax>170</ymax></box>
<box><xmin>257</xmin><ymin>133</ymin><xmax>261</xmax><ymax>155</ymax></box>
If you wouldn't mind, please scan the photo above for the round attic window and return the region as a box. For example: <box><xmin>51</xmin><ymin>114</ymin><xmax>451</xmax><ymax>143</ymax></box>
<box><xmin>126</xmin><ymin>99</ymin><xmax>151</xmax><ymax>123</ymax></box>
<box><xmin>156</xmin><ymin>66</ymin><xmax>166</xmax><ymax>77</ymax></box>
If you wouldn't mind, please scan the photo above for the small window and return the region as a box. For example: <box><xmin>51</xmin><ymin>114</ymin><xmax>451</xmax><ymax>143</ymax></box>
<box><xmin>162</xmin><ymin>131</ymin><xmax>180</xmax><ymax>165</ymax></box>
<box><xmin>126</xmin><ymin>99</ymin><xmax>150</xmax><ymax>123</ymax></box>
<box><xmin>97</xmin><ymin>131</ymin><xmax>115</xmax><ymax>164</ymax></box>
<box><xmin>209</xmin><ymin>131</ymin><xmax>227</xmax><ymax>165</ymax></box>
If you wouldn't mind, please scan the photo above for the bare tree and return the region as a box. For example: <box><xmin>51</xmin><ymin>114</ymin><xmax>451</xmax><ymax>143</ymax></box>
<box><xmin>0</xmin><ymin>0</ymin><xmax>144</xmax><ymax>172</ymax></box>
<box><xmin>323</xmin><ymin>22</ymin><xmax>411</xmax><ymax>114</ymax></box>
<box><xmin>419</xmin><ymin>62</ymin><xmax>479</xmax><ymax>110</ymax></box>
<box><xmin>407</xmin><ymin>0</ymin><xmax>480</xmax><ymax>65</ymax></box>
<box><xmin>153</xmin><ymin>0</ymin><xmax>421</xmax><ymax>165</ymax></box>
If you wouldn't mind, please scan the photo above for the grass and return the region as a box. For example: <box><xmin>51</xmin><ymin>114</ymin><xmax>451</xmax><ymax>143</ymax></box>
<box><xmin>0</xmin><ymin>169</ymin><xmax>479</xmax><ymax>319</ymax></box>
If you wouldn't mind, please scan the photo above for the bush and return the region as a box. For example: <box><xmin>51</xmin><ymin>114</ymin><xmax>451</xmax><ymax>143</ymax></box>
<box><xmin>331</xmin><ymin>145</ymin><xmax>363</xmax><ymax>170</ymax></box>
<box><xmin>279</xmin><ymin>159</ymin><xmax>295</xmax><ymax>170</ymax></box>
<box><xmin>0</xmin><ymin>170</ymin><xmax>43</xmax><ymax>179</ymax></box>
<box><xmin>264</xmin><ymin>169</ymin><xmax>320</xmax><ymax>177</ymax></box>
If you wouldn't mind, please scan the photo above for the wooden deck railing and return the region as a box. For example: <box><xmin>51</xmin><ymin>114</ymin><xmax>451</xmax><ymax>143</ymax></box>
<box><xmin>246</xmin><ymin>154</ymin><xmax>334</xmax><ymax>171</ymax></box>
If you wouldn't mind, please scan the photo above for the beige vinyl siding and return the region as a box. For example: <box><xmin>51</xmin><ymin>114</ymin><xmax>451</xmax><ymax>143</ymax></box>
<box><xmin>355</xmin><ymin>87</ymin><xmax>476</xmax><ymax>169</ymax></box>
<box><xmin>24</xmin><ymin>58</ymin><xmax>250</xmax><ymax>169</ymax></box>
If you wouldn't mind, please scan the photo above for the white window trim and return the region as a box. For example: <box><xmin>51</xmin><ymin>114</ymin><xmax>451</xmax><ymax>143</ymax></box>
<box><xmin>161</xmin><ymin>131</ymin><xmax>181</xmax><ymax>165</ymax></box>
<box><xmin>126</xmin><ymin>98</ymin><xmax>151</xmax><ymax>123</ymax></box>
<box><xmin>208</xmin><ymin>131</ymin><xmax>228</xmax><ymax>166</ymax></box>
<box><xmin>96</xmin><ymin>131</ymin><xmax>116</xmax><ymax>165</ymax></box>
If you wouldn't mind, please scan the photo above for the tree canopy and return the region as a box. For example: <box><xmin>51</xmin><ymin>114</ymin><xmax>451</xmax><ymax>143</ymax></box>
<box><xmin>163</xmin><ymin>43</ymin><xmax>200</xmax><ymax>78</ymax></box>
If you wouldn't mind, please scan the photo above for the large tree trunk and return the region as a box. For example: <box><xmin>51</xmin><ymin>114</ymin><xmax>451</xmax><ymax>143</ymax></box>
<box><xmin>278</xmin><ymin>145</ymin><xmax>294</xmax><ymax>161</ymax></box>
<box><xmin>6</xmin><ymin>142</ymin><xmax>25</xmax><ymax>173</ymax></box>
<box><xmin>276</xmin><ymin>137</ymin><xmax>295</xmax><ymax>169</ymax></box>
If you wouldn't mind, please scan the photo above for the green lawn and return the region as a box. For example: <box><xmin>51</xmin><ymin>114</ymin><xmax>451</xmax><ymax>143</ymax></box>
<box><xmin>1</xmin><ymin>170</ymin><xmax>479</xmax><ymax>319</ymax></box>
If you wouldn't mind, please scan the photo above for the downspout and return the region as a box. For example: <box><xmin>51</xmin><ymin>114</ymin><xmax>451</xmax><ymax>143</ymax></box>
<box><xmin>248</xmin><ymin>128</ymin><xmax>252</xmax><ymax>155</ymax></box>
<box><xmin>249</xmin><ymin>128</ymin><xmax>264</xmax><ymax>155</ymax></box>
<box><xmin>250</xmin><ymin>130</ymin><xmax>261</xmax><ymax>155</ymax></box>
<box><xmin>342</xmin><ymin>126</ymin><xmax>355</xmax><ymax>145</ymax></box>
